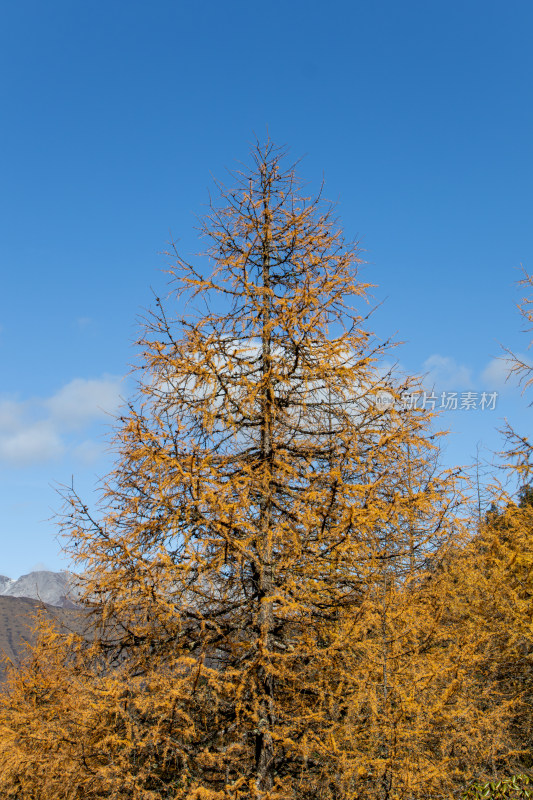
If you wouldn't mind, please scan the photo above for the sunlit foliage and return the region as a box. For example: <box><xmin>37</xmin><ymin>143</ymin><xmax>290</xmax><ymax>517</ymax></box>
<box><xmin>0</xmin><ymin>142</ymin><xmax>528</xmax><ymax>800</ymax></box>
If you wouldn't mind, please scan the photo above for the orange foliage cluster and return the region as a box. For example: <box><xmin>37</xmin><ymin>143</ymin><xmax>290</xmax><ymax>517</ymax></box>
<box><xmin>0</xmin><ymin>143</ymin><xmax>531</xmax><ymax>800</ymax></box>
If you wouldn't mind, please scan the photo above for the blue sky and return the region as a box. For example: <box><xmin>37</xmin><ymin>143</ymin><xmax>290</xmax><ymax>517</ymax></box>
<box><xmin>1</xmin><ymin>0</ymin><xmax>532</xmax><ymax>578</ymax></box>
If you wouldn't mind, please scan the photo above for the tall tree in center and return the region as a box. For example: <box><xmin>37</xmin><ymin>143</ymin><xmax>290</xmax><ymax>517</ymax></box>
<box><xmin>1</xmin><ymin>142</ymin><xmax>494</xmax><ymax>800</ymax></box>
<box><xmin>64</xmin><ymin>142</ymin><xmax>456</xmax><ymax>797</ymax></box>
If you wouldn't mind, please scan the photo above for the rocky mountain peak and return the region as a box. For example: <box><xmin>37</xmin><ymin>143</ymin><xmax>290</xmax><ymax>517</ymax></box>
<box><xmin>0</xmin><ymin>570</ymin><xmax>78</xmax><ymax>608</ymax></box>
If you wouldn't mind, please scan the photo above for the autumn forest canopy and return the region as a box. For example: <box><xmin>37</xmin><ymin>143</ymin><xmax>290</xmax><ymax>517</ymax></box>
<box><xmin>0</xmin><ymin>141</ymin><xmax>531</xmax><ymax>800</ymax></box>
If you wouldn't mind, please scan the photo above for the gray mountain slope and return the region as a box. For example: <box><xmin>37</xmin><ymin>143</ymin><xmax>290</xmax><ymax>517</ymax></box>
<box><xmin>0</xmin><ymin>595</ymin><xmax>86</xmax><ymax>682</ymax></box>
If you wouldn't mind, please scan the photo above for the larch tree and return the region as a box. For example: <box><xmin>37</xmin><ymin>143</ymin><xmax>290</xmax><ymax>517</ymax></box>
<box><xmin>448</xmin><ymin>269</ymin><xmax>533</xmax><ymax>799</ymax></box>
<box><xmin>0</xmin><ymin>141</ymin><xmax>508</xmax><ymax>800</ymax></box>
<box><xmin>436</xmin><ymin>483</ymin><xmax>533</xmax><ymax>800</ymax></box>
<box><xmin>501</xmin><ymin>268</ymin><xmax>533</xmax><ymax>477</ymax></box>
<box><xmin>465</xmin><ymin>265</ymin><xmax>533</xmax><ymax>792</ymax></box>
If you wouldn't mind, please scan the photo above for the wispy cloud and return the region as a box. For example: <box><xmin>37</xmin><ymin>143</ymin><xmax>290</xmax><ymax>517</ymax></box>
<box><xmin>422</xmin><ymin>355</ymin><xmax>473</xmax><ymax>390</ymax></box>
<box><xmin>47</xmin><ymin>376</ymin><xmax>123</xmax><ymax>430</ymax></box>
<box><xmin>0</xmin><ymin>375</ymin><xmax>123</xmax><ymax>467</ymax></box>
<box><xmin>418</xmin><ymin>351</ymin><xmax>533</xmax><ymax>398</ymax></box>
<box><xmin>481</xmin><ymin>354</ymin><xmax>532</xmax><ymax>391</ymax></box>
<box><xmin>481</xmin><ymin>357</ymin><xmax>513</xmax><ymax>390</ymax></box>
<box><xmin>0</xmin><ymin>418</ymin><xmax>65</xmax><ymax>466</ymax></box>
<box><xmin>73</xmin><ymin>438</ymin><xmax>107</xmax><ymax>465</ymax></box>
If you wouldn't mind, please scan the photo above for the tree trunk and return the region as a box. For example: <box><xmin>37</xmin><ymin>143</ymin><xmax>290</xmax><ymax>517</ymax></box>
<box><xmin>255</xmin><ymin>175</ymin><xmax>275</xmax><ymax>795</ymax></box>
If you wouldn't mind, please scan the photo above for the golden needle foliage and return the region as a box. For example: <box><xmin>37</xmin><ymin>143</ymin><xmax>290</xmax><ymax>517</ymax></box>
<box><xmin>501</xmin><ymin>268</ymin><xmax>533</xmax><ymax>477</ymax></box>
<box><xmin>0</xmin><ymin>141</ymin><xmax>529</xmax><ymax>799</ymax></box>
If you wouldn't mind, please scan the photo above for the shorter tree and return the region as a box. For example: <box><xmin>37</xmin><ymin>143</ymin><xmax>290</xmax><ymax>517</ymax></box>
<box><xmin>501</xmin><ymin>269</ymin><xmax>533</xmax><ymax>477</ymax></box>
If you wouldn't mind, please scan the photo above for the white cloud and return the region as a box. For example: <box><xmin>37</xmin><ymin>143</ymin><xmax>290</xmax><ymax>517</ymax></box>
<box><xmin>422</xmin><ymin>355</ymin><xmax>473</xmax><ymax>390</ymax></box>
<box><xmin>47</xmin><ymin>375</ymin><xmax>123</xmax><ymax>430</ymax></box>
<box><xmin>0</xmin><ymin>399</ymin><xmax>24</xmax><ymax>430</ymax></box>
<box><xmin>481</xmin><ymin>357</ymin><xmax>513</xmax><ymax>389</ymax></box>
<box><xmin>481</xmin><ymin>354</ymin><xmax>532</xmax><ymax>391</ymax></box>
<box><xmin>0</xmin><ymin>420</ymin><xmax>65</xmax><ymax>466</ymax></box>
<box><xmin>0</xmin><ymin>375</ymin><xmax>123</xmax><ymax>468</ymax></box>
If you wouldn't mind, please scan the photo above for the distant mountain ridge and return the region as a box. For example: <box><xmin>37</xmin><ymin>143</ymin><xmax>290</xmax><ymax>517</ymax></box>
<box><xmin>0</xmin><ymin>570</ymin><xmax>79</xmax><ymax>608</ymax></box>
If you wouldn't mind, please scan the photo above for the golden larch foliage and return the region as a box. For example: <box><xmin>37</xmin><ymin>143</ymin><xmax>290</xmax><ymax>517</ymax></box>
<box><xmin>0</xmin><ymin>141</ymin><xmax>526</xmax><ymax>799</ymax></box>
